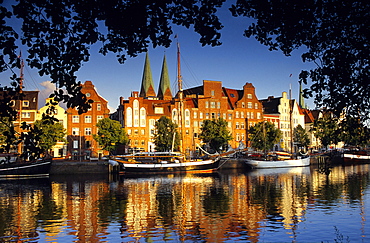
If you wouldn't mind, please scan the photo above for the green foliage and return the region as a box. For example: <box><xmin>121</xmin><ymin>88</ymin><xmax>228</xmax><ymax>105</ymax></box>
<box><xmin>93</xmin><ymin>118</ymin><xmax>128</xmax><ymax>153</ymax></box>
<box><xmin>248</xmin><ymin>121</ymin><xmax>281</xmax><ymax>152</ymax></box>
<box><xmin>33</xmin><ymin>115</ymin><xmax>66</xmax><ymax>154</ymax></box>
<box><xmin>199</xmin><ymin>118</ymin><xmax>232</xmax><ymax>152</ymax></box>
<box><xmin>1</xmin><ymin>0</ymin><xmax>225</xmax><ymax>113</ymax></box>
<box><xmin>338</xmin><ymin>116</ymin><xmax>370</xmax><ymax>147</ymax></box>
<box><xmin>231</xmin><ymin>0</ymin><xmax>370</xmax><ymax>120</ymax></box>
<box><xmin>310</xmin><ymin>112</ymin><xmax>340</xmax><ymax>148</ymax></box>
<box><xmin>293</xmin><ymin>124</ymin><xmax>310</xmax><ymax>148</ymax></box>
<box><xmin>153</xmin><ymin>116</ymin><xmax>180</xmax><ymax>152</ymax></box>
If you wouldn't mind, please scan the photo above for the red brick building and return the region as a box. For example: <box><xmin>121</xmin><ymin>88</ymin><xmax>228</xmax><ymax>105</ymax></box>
<box><xmin>66</xmin><ymin>81</ymin><xmax>110</xmax><ymax>159</ymax></box>
<box><xmin>112</xmin><ymin>53</ymin><xmax>264</xmax><ymax>154</ymax></box>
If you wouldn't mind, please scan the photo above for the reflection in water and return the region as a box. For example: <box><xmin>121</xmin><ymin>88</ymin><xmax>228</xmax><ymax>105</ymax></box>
<box><xmin>0</xmin><ymin>165</ymin><xmax>369</xmax><ymax>242</ymax></box>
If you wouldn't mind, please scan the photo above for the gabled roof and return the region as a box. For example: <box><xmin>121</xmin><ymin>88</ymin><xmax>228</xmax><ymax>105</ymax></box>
<box><xmin>223</xmin><ymin>87</ymin><xmax>241</xmax><ymax>110</ymax></box>
<box><xmin>260</xmin><ymin>96</ymin><xmax>281</xmax><ymax>114</ymax></box>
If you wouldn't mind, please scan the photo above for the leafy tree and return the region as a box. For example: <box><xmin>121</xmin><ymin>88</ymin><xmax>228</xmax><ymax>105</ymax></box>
<box><xmin>293</xmin><ymin>124</ymin><xmax>310</xmax><ymax>149</ymax></box>
<box><xmin>230</xmin><ymin>0</ymin><xmax>370</xmax><ymax>121</ymax></box>
<box><xmin>33</xmin><ymin>116</ymin><xmax>66</xmax><ymax>155</ymax></box>
<box><xmin>1</xmin><ymin>0</ymin><xmax>224</xmax><ymax>113</ymax></box>
<box><xmin>339</xmin><ymin>116</ymin><xmax>370</xmax><ymax>147</ymax></box>
<box><xmin>0</xmin><ymin>116</ymin><xmax>17</xmax><ymax>152</ymax></box>
<box><xmin>199</xmin><ymin>118</ymin><xmax>232</xmax><ymax>152</ymax></box>
<box><xmin>248</xmin><ymin>121</ymin><xmax>281</xmax><ymax>153</ymax></box>
<box><xmin>153</xmin><ymin>116</ymin><xmax>180</xmax><ymax>152</ymax></box>
<box><xmin>93</xmin><ymin>118</ymin><xmax>128</xmax><ymax>154</ymax></box>
<box><xmin>310</xmin><ymin>112</ymin><xmax>340</xmax><ymax>149</ymax></box>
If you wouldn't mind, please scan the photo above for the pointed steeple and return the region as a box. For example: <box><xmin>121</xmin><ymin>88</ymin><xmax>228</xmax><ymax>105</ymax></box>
<box><xmin>299</xmin><ymin>80</ymin><xmax>305</xmax><ymax>108</ymax></box>
<box><xmin>139</xmin><ymin>52</ymin><xmax>156</xmax><ymax>98</ymax></box>
<box><xmin>157</xmin><ymin>54</ymin><xmax>172</xmax><ymax>100</ymax></box>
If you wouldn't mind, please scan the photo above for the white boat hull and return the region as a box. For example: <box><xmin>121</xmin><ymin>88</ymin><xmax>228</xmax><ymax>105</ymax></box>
<box><xmin>245</xmin><ymin>157</ymin><xmax>310</xmax><ymax>169</ymax></box>
<box><xmin>116</xmin><ymin>158</ymin><xmax>220</xmax><ymax>173</ymax></box>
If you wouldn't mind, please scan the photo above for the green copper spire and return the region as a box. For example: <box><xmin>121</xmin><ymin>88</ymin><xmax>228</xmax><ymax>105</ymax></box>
<box><xmin>158</xmin><ymin>54</ymin><xmax>172</xmax><ymax>100</ymax></box>
<box><xmin>140</xmin><ymin>52</ymin><xmax>156</xmax><ymax>97</ymax></box>
<box><xmin>299</xmin><ymin>80</ymin><xmax>305</xmax><ymax>108</ymax></box>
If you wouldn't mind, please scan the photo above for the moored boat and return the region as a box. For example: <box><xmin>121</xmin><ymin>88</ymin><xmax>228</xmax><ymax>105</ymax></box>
<box><xmin>115</xmin><ymin>152</ymin><xmax>220</xmax><ymax>173</ymax></box>
<box><xmin>0</xmin><ymin>156</ymin><xmax>52</xmax><ymax>178</ymax></box>
<box><xmin>245</xmin><ymin>155</ymin><xmax>310</xmax><ymax>169</ymax></box>
<box><xmin>342</xmin><ymin>150</ymin><xmax>370</xmax><ymax>163</ymax></box>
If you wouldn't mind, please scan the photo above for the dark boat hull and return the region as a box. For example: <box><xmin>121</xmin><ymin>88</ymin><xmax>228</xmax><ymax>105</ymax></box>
<box><xmin>0</xmin><ymin>160</ymin><xmax>52</xmax><ymax>177</ymax></box>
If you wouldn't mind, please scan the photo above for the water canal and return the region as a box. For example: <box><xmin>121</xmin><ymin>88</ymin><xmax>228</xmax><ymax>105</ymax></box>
<box><xmin>0</xmin><ymin>164</ymin><xmax>369</xmax><ymax>242</ymax></box>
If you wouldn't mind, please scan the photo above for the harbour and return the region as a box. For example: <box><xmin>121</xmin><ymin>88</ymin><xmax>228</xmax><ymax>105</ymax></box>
<box><xmin>0</xmin><ymin>162</ymin><xmax>369</xmax><ymax>242</ymax></box>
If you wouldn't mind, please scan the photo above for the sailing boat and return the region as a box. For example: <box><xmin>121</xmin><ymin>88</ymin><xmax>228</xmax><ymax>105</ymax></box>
<box><xmin>114</xmin><ymin>40</ymin><xmax>220</xmax><ymax>173</ymax></box>
<box><xmin>0</xmin><ymin>53</ymin><xmax>52</xmax><ymax>178</ymax></box>
<box><xmin>244</xmin><ymin>89</ymin><xmax>310</xmax><ymax>169</ymax></box>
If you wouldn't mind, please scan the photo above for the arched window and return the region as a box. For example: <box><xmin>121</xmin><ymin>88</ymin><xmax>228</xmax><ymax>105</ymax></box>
<box><xmin>126</xmin><ymin>107</ymin><xmax>132</xmax><ymax>127</ymax></box>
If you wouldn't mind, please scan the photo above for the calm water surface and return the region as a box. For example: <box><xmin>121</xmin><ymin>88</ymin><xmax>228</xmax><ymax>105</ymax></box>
<box><xmin>0</xmin><ymin>164</ymin><xmax>369</xmax><ymax>242</ymax></box>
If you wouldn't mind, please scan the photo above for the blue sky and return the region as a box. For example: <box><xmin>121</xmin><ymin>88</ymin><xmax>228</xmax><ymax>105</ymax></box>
<box><xmin>1</xmin><ymin>3</ymin><xmax>316</xmax><ymax>112</ymax></box>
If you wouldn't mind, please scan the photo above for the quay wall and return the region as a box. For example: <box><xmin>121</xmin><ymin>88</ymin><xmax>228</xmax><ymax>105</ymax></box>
<box><xmin>50</xmin><ymin>160</ymin><xmax>117</xmax><ymax>175</ymax></box>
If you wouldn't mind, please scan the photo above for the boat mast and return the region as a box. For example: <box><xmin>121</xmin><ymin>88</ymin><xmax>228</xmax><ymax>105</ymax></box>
<box><xmin>289</xmin><ymin>85</ymin><xmax>294</xmax><ymax>155</ymax></box>
<box><xmin>17</xmin><ymin>51</ymin><xmax>24</xmax><ymax>154</ymax></box>
<box><xmin>176</xmin><ymin>38</ymin><xmax>185</xmax><ymax>154</ymax></box>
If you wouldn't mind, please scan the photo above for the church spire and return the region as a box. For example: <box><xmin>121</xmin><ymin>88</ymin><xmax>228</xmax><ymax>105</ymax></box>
<box><xmin>157</xmin><ymin>54</ymin><xmax>172</xmax><ymax>100</ymax></box>
<box><xmin>139</xmin><ymin>52</ymin><xmax>156</xmax><ymax>98</ymax></box>
<box><xmin>299</xmin><ymin>80</ymin><xmax>305</xmax><ymax>108</ymax></box>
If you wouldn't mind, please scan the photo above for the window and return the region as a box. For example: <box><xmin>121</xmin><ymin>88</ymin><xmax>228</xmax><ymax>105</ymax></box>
<box><xmin>200</xmin><ymin>112</ymin><xmax>203</xmax><ymax>119</ymax></box>
<box><xmin>242</xmin><ymin>102</ymin><xmax>245</xmax><ymax>108</ymax></box>
<box><xmin>228</xmin><ymin>114</ymin><xmax>232</xmax><ymax>120</ymax></box>
<box><xmin>236</xmin><ymin>122</ymin><xmax>240</xmax><ymax>129</ymax></box>
<box><xmin>205</xmin><ymin>101</ymin><xmax>209</xmax><ymax>108</ymax></box>
<box><xmin>251</xmin><ymin>112</ymin><xmax>254</xmax><ymax>119</ymax></box>
<box><xmin>22</xmin><ymin>100</ymin><xmax>29</xmax><ymax>107</ymax></box>
<box><xmin>247</xmin><ymin>112</ymin><xmax>250</xmax><ymax>119</ymax></box>
<box><xmin>85</xmin><ymin>115</ymin><xmax>92</xmax><ymax>123</ymax></box>
<box><xmin>210</xmin><ymin>102</ymin><xmax>215</xmax><ymax>108</ymax></box>
<box><xmin>21</xmin><ymin>112</ymin><xmax>31</xmax><ymax>118</ymax></box>
<box><xmin>193</xmin><ymin>112</ymin><xmax>197</xmax><ymax>119</ymax></box>
<box><xmin>257</xmin><ymin>112</ymin><xmax>261</xmax><ymax>119</ymax></box>
<box><xmin>236</xmin><ymin>133</ymin><xmax>240</xmax><ymax>141</ymax></box>
<box><xmin>72</xmin><ymin>115</ymin><xmax>79</xmax><ymax>123</ymax></box>
<box><xmin>127</xmin><ymin>129</ymin><xmax>132</xmax><ymax>135</ymax></box>
<box><xmin>194</xmin><ymin>121</ymin><xmax>198</xmax><ymax>127</ymax></box>
<box><xmin>211</xmin><ymin>113</ymin><xmax>215</xmax><ymax>119</ymax></box>
<box><xmin>86</xmin><ymin>93</ymin><xmax>90</xmax><ymax>97</ymax></box>
<box><xmin>248</xmin><ymin>102</ymin><xmax>252</xmax><ymax>108</ymax></box>
<box><xmin>206</xmin><ymin>113</ymin><xmax>209</xmax><ymax>119</ymax></box>
<box><xmin>211</xmin><ymin>90</ymin><xmax>215</xmax><ymax>96</ymax></box>
<box><xmin>241</xmin><ymin>112</ymin><xmax>244</xmax><ymax>118</ymax></box>
<box><xmin>85</xmin><ymin>128</ymin><xmax>92</xmax><ymax>135</ymax></box>
<box><xmin>72</xmin><ymin>127</ymin><xmax>79</xmax><ymax>135</ymax></box>
<box><xmin>217</xmin><ymin>102</ymin><xmax>220</xmax><ymax>109</ymax></box>
<box><xmin>97</xmin><ymin>115</ymin><xmax>103</xmax><ymax>121</ymax></box>
<box><xmin>247</xmin><ymin>94</ymin><xmax>252</xmax><ymax>99</ymax></box>
<box><xmin>223</xmin><ymin>113</ymin><xmax>226</xmax><ymax>120</ymax></box>
<box><xmin>141</xmin><ymin>130</ymin><xmax>145</xmax><ymax>135</ymax></box>
<box><xmin>255</xmin><ymin>103</ymin><xmax>258</xmax><ymax>109</ymax></box>
<box><xmin>154</xmin><ymin>107</ymin><xmax>164</xmax><ymax>114</ymax></box>
<box><xmin>97</xmin><ymin>103</ymin><xmax>101</xmax><ymax>111</ymax></box>
<box><xmin>73</xmin><ymin>140</ymin><xmax>78</xmax><ymax>149</ymax></box>
<box><xmin>241</xmin><ymin>123</ymin><xmax>245</xmax><ymax>129</ymax></box>
<box><xmin>126</xmin><ymin>107</ymin><xmax>132</xmax><ymax>127</ymax></box>
<box><xmin>85</xmin><ymin>140</ymin><xmax>91</xmax><ymax>149</ymax></box>
<box><xmin>236</xmin><ymin>111</ymin><xmax>239</xmax><ymax>118</ymax></box>
<box><xmin>241</xmin><ymin>133</ymin><xmax>245</xmax><ymax>141</ymax></box>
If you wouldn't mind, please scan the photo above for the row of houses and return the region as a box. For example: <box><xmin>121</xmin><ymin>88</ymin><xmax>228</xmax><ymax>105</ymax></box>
<box><xmin>5</xmin><ymin>53</ymin><xmax>321</xmax><ymax>158</ymax></box>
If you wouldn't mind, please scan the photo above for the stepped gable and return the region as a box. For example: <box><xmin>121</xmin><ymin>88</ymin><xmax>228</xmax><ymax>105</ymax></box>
<box><xmin>157</xmin><ymin>54</ymin><xmax>172</xmax><ymax>100</ymax></box>
<box><xmin>139</xmin><ymin>52</ymin><xmax>156</xmax><ymax>98</ymax></box>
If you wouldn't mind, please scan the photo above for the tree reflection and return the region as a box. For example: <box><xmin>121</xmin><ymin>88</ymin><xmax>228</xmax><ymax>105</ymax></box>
<box><xmin>202</xmin><ymin>186</ymin><xmax>230</xmax><ymax>216</ymax></box>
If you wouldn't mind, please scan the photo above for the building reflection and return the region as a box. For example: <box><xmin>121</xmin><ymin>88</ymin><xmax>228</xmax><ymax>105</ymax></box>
<box><xmin>0</xmin><ymin>164</ymin><xmax>369</xmax><ymax>242</ymax></box>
